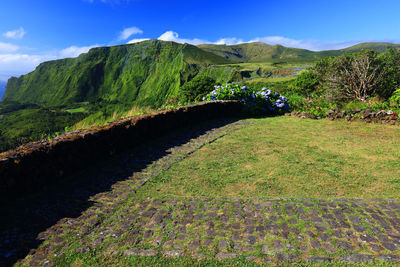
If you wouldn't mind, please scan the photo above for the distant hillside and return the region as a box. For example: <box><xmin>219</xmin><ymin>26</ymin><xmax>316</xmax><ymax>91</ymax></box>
<box><xmin>0</xmin><ymin>81</ymin><xmax>6</xmax><ymax>101</ymax></box>
<box><xmin>3</xmin><ymin>40</ymin><xmax>230</xmax><ymax>107</ymax></box>
<box><xmin>198</xmin><ymin>42</ymin><xmax>400</xmax><ymax>63</ymax></box>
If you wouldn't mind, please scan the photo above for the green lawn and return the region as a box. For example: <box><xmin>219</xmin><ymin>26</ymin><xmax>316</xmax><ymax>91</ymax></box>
<box><xmin>137</xmin><ymin>116</ymin><xmax>400</xmax><ymax>199</ymax></box>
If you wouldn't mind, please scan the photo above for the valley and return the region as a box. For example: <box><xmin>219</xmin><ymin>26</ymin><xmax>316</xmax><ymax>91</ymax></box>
<box><xmin>1</xmin><ymin>40</ymin><xmax>399</xmax><ymax>152</ymax></box>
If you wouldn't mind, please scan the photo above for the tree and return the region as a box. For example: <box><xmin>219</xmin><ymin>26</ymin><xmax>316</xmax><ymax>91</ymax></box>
<box><xmin>180</xmin><ymin>75</ymin><xmax>216</xmax><ymax>102</ymax></box>
<box><xmin>317</xmin><ymin>50</ymin><xmax>384</xmax><ymax>101</ymax></box>
<box><xmin>377</xmin><ymin>47</ymin><xmax>400</xmax><ymax>99</ymax></box>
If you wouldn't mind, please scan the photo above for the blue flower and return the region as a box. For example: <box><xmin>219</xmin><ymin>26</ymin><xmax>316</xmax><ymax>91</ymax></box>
<box><xmin>266</xmin><ymin>89</ymin><xmax>272</xmax><ymax>96</ymax></box>
<box><xmin>262</xmin><ymin>87</ymin><xmax>268</xmax><ymax>91</ymax></box>
<box><xmin>241</xmin><ymin>86</ymin><xmax>248</xmax><ymax>91</ymax></box>
<box><xmin>274</xmin><ymin>92</ymin><xmax>279</xmax><ymax>96</ymax></box>
<box><xmin>267</xmin><ymin>105</ymin><xmax>275</xmax><ymax>111</ymax></box>
<box><xmin>202</xmin><ymin>97</ymin><xmax>206</xmax><ymax>101</ymax></box>
<box><xmin>241</xmin><ymin>98</ymin><xmax>245</xmax><ymax>102</ymax></box>
<box><xmin>280</xmin><ymin>96</ymin><xmax>287</xmax><ymax>102</ymax></box>
<box><xmin>251</xmin><ymin>93</ymin><xmax>255</xmax><ymax>99</ymax></box>
<box><xmin>276</xmin><ymin>102</ymin><xmax>285</xmax><ymax>108</ymax></box>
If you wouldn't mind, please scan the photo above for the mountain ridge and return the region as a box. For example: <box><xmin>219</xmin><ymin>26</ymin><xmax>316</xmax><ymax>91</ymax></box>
<box><xmin>197</xmin><ymin>41</ymin><xmax>400</xmax><ymax>62</ymax></box>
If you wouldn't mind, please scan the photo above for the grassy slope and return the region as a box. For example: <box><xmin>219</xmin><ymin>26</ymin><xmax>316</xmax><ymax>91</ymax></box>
<box><xmin>137</xmin><ymin>116</ymin><xmax>400</xmax><ymax>199</ymax></box>
<box><xmin>3</xmin><ymin>40</ymin><xmax>230</xmax><ymax>108</ymax></box>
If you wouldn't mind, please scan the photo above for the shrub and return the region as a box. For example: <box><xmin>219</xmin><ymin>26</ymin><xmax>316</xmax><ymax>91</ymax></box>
<box><xmin>289</xmin><ymin>70</ymin><xmax>320</xmax><ymax>96</ymax></box>
<box><xmin>180</xmin><ymin>75</ymin><xmax>217</xmax><ymax>102</ymax></box>
<box><xmin>204</xmin><ymin>83</ymin><xmax>289</xmax><ymax>115</ymax></box>
<box><xmin>390</xmin><ymin>88</ymin><xmax>400</xmax><ymax>106</ymax></box>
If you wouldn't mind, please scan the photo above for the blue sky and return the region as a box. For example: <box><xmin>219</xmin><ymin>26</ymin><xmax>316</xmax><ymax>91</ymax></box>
<box><xmin>1</xmin><ymin>0</ymin><xmax>400</xmax><ymax>81</ymax></box>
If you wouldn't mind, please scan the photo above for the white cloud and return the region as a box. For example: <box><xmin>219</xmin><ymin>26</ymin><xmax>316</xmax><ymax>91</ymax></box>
<box><xmin>249</xmin><ymin>36</ymin><xmax>360</xmax><ymax>51</ymax></box>
<box><xmin>158</xmin><ymin>31</ymin><xmax>208</xmax><ymax>45</ymax></box>
<box><xmin>119</xmin><ymin>27</ymin><xmax>143</xmax><ymax>41</ymax></box>
<box><xmin>215</xmin><ymin>38</ymin><xmax>244</xmax><ymax>45</ymax></box>
<box><xmin>59</xmin><ymin>45</ymin><xmax>99</xmax><ymax>58</ymax></box>
<box><xmin>3</xmin><ymin>27</ymin><xmax>26</xmax><ymax>40</ymax></box>
<box><xmin>127</xmin><ymin>38</ymin><xmax>149</xmax><ymax>44</ymax></box>
<box><xmin>0</xmin><ymin>42</ymin><xmax>19</xmax><ymax>53</ymax></box>
<box><xmin>0</xmin><ymin>53</ymin><xmax>56</xmax><ymax>81</ymax></box>
<box><xmin>0</xmin><ymin>44</ymin><xmax>99</xmax><ymax>81</ymax></box>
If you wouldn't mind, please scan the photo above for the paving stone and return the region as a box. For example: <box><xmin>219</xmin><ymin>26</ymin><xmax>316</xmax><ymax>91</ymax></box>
<box><xmin>244</xmin><ymin>226</ymin><xmax>254</xmax><ymax>234</ymax></box>
<box><xmin>231</xmin><ymin>223</ymin><xmax>241</xmax><ymax>230</ymax></box>
<box><xmin>310</xmin><ymin>239</ymin><xmax>321</xmax><ymax>249</ymax></box>
<box><xmin>360</xmin><ymin>234</ymin><xmax>378</xmax><ymax>243</ymax></box>
<box><xmin>377</xmin><ymin>254</ymin><xmax>400</xmax><ymax>262</ymax></box>
<box><xmin>245</xmin><ymin>235</ymin><xmax>256</xmax><ymax>245</ymax></box>
<box><xmin>319</xmin><ymin>233</ymin><xmax>331</xmax><ymax>242</ymax></box>
<box><xmin>163</xmin><ymin>250</ymin><xmax>184</xmax><ymax>257</ymax></box>
<box><xmin>338</xmin><ymin>254</ymin><xmax>374</xmax><ymax>263</ymax></box>
<box><xmin>192</xmin><ymin>253</ymin><xmax>206</xmax><ymax>259</ymax></box>
<box><xmin>377</xmin><ymin>234</ymin><xmax>391</xmax><ymax>243</ymax></box>
<box><xmin>353</xmin><ymin>224</ymin><xmax>366</xmax><ymax>233</ymax></box>
<box><xmin>261</xmin><ymin>244</ymin><xmax>270</xmax><ymax>253</ymax></box>
<box><xmin>305</xmin><ymin>256</ymin><xmax>332</xmax><ymax>262</ymax></box>
<box><xmin>321</xmin><ymin>243</ymin><xmax>335</xmax><ymax>253</ymax></box>
<box><xmin>216</xmin><ymin>252</ymin><xmax>238</xmax><ymax>260</ymax></box>
<box><xmin>124</xmin><ymin>248</ymin><xmax>158</xmax><ymax>256</ymax></box>
<box><xmin>382</xmin><ymin>242</ymin><xmax>398</xmax><ymax>251</ymax></box>
<box><xmin>218</xmin><ymin>240</ymin><xmax>228</xmax><ymax>250</ymax></box>
<box><xmin>206</xmin><ymin>229</ymin><xmax>216</xmax><ymax>237</ymax></box>
<box><xmin>187</xmin><ymin>240</ymin><xmax>200</xmax><ymax>251</ymax></box>
<box><xmin>332</xmin><ymin>230</ymin><xmax>342</xmax><ymax>238</ymax></box>
<box><xmin>142</xmin><ymin>230</ymin><xmax>153</xmax><ymax>239</ymax></box>
<box><xmin>272</xmin><ymin>240</ymin><xmax>285</xmax><ymax>251</ymax></box>
<box><xmin>275</xmin><ymin>253</ymin><xmax>298</xmax><ymax>262</ymax></box>
<box><xmin>369</xmin><ymin>244</ymin><xmax>383</xmax><ymax>252</ymax></box>
<box><xmin>336</xmin><ymin>240</ymin><xmax>355</xmax><ymax>251</ymax></box>
<box><xmin>233</xmin><ymin>243</ymin><xmax>242</xmax><ymax>251</ymax></box>
<box><xmin>232</xmin><ymin>231</ymin><xmax>241</xmax><ymax>241</ymax></box>
<box><xmin>193</xmin><ymin>214</ymin><xmax>204</xmax><ymax>220</ymax></box>
<box><xmin>202</xmin><ymin>239</ymin><xmax>213</xmax><ymax>247</ymax></box>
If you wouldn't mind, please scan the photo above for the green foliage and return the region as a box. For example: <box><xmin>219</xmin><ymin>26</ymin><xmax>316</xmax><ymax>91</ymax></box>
<box><xmin>179</xmin><ymin>75</ymin><xmax>216</xmax><ymax>102</ymax></box>
<box><xmin>289</xmin><ymin>70</ymin><xmax>320</xmax><ymax>96</ymax></box>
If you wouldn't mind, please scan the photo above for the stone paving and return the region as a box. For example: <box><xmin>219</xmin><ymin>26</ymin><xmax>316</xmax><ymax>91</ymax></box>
<box><xmin>2</xmin><ymin>118</ymin><xmax>400</xmax><ymax>266</ymax></box>
<box><xmin>23</xmin><ymin>197</ymin><xmax>400</xmax><ymax>265</ymax></box>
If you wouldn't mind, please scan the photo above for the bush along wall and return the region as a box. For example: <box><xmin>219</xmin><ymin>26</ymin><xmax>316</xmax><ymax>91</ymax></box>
<box><xmin>204</xmin><ymin>84</ymin><xmax>290</xmax><ymax>116</ymax></box>
<box><xmin>289</xmin><ymin>108</ymin><xmax>399</xmax><ymax>125</ymax></box>
<box><xmin>0</xmin><ymin>101</ymin><xmax>242</xmax><ymax>196</ymax></box>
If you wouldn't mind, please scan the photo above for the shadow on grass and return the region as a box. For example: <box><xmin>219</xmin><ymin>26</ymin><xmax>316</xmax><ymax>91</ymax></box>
<box><xmin>0</xmin><ymin>117</ymin><xmax>242</xmax><ymax>266</ymax></box>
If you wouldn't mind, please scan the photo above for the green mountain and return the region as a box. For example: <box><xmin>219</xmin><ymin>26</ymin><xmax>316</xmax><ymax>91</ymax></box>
<box><xmin>198</xmin><ymin>42</ymin><xmax>400</xmax><ymax>63</ymax></box>
<box><xmin>3</xmin><ymin>40</ymin><xmax>230</xmax><ymax>107</ymax></box>
<box><xmin>342</xmin><ymin>42</ymin><xmax>400</xmax><ymax>53</ymax></box>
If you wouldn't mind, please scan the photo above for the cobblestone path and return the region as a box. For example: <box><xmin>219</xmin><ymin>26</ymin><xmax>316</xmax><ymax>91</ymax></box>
<box><xmin>2</xmin><ymin>118</ymin><xmax>400</xmax><ymax>266</ymax></box>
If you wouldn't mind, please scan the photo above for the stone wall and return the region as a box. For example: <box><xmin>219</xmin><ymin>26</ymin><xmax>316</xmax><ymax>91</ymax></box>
<box><xmin>289</xmin><ymin>109</ymin><xmax>399</xmax><ymax>125</ymax></box>
<box><xmin>0</xmin><ymin>101</ymin><xmax>242</xmax><ymax>195</ymax></box>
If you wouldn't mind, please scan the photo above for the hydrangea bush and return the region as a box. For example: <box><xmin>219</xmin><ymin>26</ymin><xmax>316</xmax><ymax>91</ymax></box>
<box><xmin>204</xmin><ymin>83</ymin><xmax>289</xmax><ymax>115</ymax></box>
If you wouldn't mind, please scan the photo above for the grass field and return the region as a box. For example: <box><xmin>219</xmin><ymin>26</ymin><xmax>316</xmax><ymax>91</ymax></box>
<box><xmin>137</xmin><ymin>116</ymin><xmax>400</xmax><ymax>199</ymax></box>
